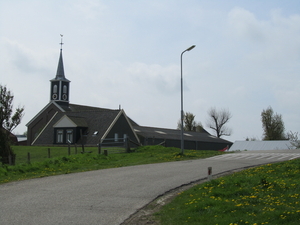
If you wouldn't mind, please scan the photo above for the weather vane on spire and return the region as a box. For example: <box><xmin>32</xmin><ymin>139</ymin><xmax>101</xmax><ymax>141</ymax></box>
<box><xmin>60</xmin><ymin>34</ymin><xmax>64</xmax><ymax>50</ymax></box>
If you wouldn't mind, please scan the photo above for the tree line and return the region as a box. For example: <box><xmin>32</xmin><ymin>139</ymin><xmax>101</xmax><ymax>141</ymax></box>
<box><xmin>178</xmin><ymin>106</ymin><xmax>299</xmax><ymax>148</ymax></box>
<box><xmin>261</xmin><ymin>106</ymin><xmax>300</xmax><ymax>148</ymax></box>
<box><xmin>177</xmin><ymin>108</ymin><xmax>232</xmax><ymax>138</ymax></box>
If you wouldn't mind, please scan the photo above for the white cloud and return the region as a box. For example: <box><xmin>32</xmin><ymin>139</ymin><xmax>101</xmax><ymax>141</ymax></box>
<box><xmin>126</xmin><ymin>62</ymin><xmax>179</xmax><ymax>94</ymax></box>
<box><xmin>70</xmin><ymin>0</ymin><xmax>107</xmax><ymax>20</ymax></box>
<box><xmin>228</xmin><ymin>7</ymin><xmax>268</xmax><ymax>43</ymax></box>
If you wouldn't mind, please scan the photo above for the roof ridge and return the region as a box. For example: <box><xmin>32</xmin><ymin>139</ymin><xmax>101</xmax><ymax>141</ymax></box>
<box><xmin>69</xmin><ymin>103</ymin><xmax>119</xmax><ymax>110</ymax></box>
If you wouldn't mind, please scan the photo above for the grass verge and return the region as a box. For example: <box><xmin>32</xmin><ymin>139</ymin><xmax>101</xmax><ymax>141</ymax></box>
<box><xmin>155</xmin><ymin>158</ymin><xmax>300</xmax><ymax>225</ymax></box>
<box><xmin>0</xmin><ymin>145</ymin><xmax>225</xmax><ymax>184</ymax></box>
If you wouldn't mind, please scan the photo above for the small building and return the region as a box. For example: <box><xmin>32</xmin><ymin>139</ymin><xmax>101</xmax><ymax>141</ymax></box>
<box><xmin>229</xmin><ymin>140</ymin><xmax>294</xmax><ymax>151</ymax></box>
<box><xmin>134</xmin><ymin>126</ymin><xmax>231</xmax><ymax>150</ymax></box>
<box><xmin>16</xmin><ymin>135</ymin><xmax>27</xmax><ymax>146</ymax></box>
<box><xmin>26</xmin><ymin>41</ymin><xmax>232</xmax><ymax>150</ymax></box>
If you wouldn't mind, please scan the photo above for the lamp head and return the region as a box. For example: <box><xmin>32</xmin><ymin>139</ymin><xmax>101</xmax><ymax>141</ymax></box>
<box><xmin>186</xmin><ymin>45</ymin><xmax>196</xmax><ymax>51</ymax></box>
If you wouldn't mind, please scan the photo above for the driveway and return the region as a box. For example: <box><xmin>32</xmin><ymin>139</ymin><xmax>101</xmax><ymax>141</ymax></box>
<box><xmin>1</xmin><ymin>149</ymin><xmax>299</xmax><ymax>225</ymax></box>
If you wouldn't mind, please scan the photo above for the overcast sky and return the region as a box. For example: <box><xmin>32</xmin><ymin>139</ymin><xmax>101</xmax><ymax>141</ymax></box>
<box><xmin>1</xmin><ymin>0</ymin><xmax>300</xmax><ymax>142</ymax></box>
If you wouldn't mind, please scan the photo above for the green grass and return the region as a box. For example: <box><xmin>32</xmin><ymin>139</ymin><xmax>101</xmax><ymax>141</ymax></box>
<box><xmin>11</xmin><ymin>145</ymin><xmax>125</xmax><ymax>164</ymax></box>
<box><xmin>156</xmin><ymin>159</ymin><xmax>300</xmax><ymax>225</ymax></box>
<box><xmin>0</xmin><ymin>145</ymin><xmax>225</xmax><ymax>184</ymax></box>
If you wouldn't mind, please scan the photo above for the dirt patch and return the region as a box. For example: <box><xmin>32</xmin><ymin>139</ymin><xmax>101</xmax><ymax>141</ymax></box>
<box><xmin>121</xmin><ymin>168</ymin><xmax>251</xmax><ymax>225</ymax></box>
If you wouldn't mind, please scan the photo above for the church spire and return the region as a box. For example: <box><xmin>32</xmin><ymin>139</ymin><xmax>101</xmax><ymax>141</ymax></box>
<box><xmin>50</xmin><ymin>35</ymin><xmax>70</xmax><ymax>105</ymax></box>
<box><xmin>55</xmin><ymin>35</ymin><xmax>67</xmax><ymax>80</ymax></box>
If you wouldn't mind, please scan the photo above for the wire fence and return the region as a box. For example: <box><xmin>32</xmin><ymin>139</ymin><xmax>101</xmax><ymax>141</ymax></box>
<box><xmin>2</xmin><ymin>137</ymin><xmax>140</xmax><ymax>165</ymax></box>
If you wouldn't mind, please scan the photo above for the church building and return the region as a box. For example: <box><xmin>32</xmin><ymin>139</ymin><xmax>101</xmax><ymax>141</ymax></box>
<box><xmin>26</xmin><ymin>40</ymin><xmax>232</xmax><ymax>150</ymax></box>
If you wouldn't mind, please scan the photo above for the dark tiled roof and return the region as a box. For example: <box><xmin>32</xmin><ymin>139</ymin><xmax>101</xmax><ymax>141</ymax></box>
<box><xmin>66</xmin><ymin>110</ymin><xmax>120</xmax><ymax>144</ymax></box>
<box><xmin>33</xmin><ymin>108</ymin><xmax>121</xmax><ymax>145</ymax></box>
<box><xmin>58</xmin><ymin>103</ymin><xmax>125</xmax><ymax>113</ymax></box>
<box><xmin>133</xmin><ymin>126</ymin><xmax>232</xmax><ymax>144</ymax></box>
<box><xmin>67</xmin><ymin>103</ymin><xmax>139</xmax><ymax>126</ymax></box>
<box><xmin>67</xmin><ymin>116</ymin><xmax>88</xmax><ymax>127</ymax></box>
<box><xmin>68</xmin><ymin>104</ymin><xmax>116</xmax><ymax>112</ymax></box>
<box><xmin>33</xmin><ymin>112</ymin><xmax>62</xmax><ymax>145</ymax></box>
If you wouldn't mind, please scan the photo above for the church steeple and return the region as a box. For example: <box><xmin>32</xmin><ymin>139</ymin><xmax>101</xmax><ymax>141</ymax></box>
<box><xmin>55</xmin><ymin>49</ymin><xmax>65</xmax><ymax>79</ymax></box>
<box><xmin>50</xmin><ymin>35</ymin><xmax>70</xmax><ymax>106</ymax></box>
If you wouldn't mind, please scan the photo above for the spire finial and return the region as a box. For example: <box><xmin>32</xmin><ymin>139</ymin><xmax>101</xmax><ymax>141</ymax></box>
<box><xmin>60</xmin><ymin>34</ymin><xmax>64</xmax><ymax>50</ymax></box>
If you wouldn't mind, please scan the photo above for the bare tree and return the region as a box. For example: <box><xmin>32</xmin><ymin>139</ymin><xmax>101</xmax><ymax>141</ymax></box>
<box><xmin>286</xmin><ymin>131</ymin><xmax>300</xmax><ymax>148</ymax></box>
<box><xmin>0</xmin><ymin>84</ymin><xmax>24</xmax><ymax>164</ymax></box>
<box><xmin>206</xmin><ymin>107</ymin><xmax>232</xmax><ymax>138</ymax></box>
<box><xmin>177</xmin><ymin>112</ymin><xmax>203</xmax><ymax>132</ymax></box>
<box><xmin>245</xmin><ymin>136</ymin><xmax>259</xmax><ymax>141</ymax></box>
<box><xmin>261</xmin><ymin>106</ymin><xmax>285</xmax><ymax>140</ymax></box>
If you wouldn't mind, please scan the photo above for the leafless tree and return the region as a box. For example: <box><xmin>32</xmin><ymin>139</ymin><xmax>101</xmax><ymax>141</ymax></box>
<box><xmin>286</xmin><ymin>131</ymin><xmax>300</xmax><ymax>148</ymax></box>
<box><xmin>206</xmin><ymin>107</ymin><xmax>232</xmax><ymax>138</ymax></box>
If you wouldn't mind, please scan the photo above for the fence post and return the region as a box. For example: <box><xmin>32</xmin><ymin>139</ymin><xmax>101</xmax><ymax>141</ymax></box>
<box><xmin>125</xmin><ymin>137</ymin><xmax>130</xmax><ymax>153</ymax></box>
<box><xmin>98</xmin><ymin>142</ymin><xmax>101</xmax><ymax>154</ymax></box>
<box><xmin>80</xmin><ymin>129</ymin><xmax>85</xmax><ymax>153</ymax></box>
<box><xmin>48</xmin><ymin>148</ymin><xmax>51</xmax><ymax>158</ymax></box>
<box><xmin>68</xmin><ymin>143</ymin><xmax>71</xmax><ymax>155</ymax></box>
<box><xmin>208</xmin><ymin>167</ymin><xmax>212</xmax><ymax>180</ymax></box>
<box><xmin>27</xmin><ymin>152</ymin><xmax>31</xmax><ymax>164</ymax></box>
<box><xmin>8</xmin><ymin>154</ymin><xmax>12</xmax><ymax>165</ymax></box>
<box><xmin>75</xmin><ymin>144</ymin><xmax>77</xmax><ymax>154</ymax></box>
<box><xmin>104</xmin><ymin>149</ymin><xmax>108</xmax><ymax>156</ymax></box>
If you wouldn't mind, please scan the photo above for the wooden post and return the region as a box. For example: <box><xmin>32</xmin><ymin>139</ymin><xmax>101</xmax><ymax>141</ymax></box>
<box><xmin>68</xmin><ymin>144</ymin><xmax>71</xmax><ymax>155</ymax></box>
<box><xmin>27</xmin><ymin>152</ymin><xmax>31</xmax><ymax>164</ymax></box>
<box><xmin>80</xmin><ymin>129</ymin><xmax>85</xmax><ymax>153</ymax></box>
<box><xmin>75</xmin><ymin>144</ymin><xmax>77</xmax><ymax>154</ymax></box>
<box><xmin>104</xmin><ymin>149</ymin><xmax>108</xmax><ymax>156</ymax></box>
<box><xmin>48</xmin><ymin>148</ymin><xmax>51</xmax><ymax>158</ymax></box>
<box><xmin>8</xmin><ymin>154</ymin><xmax>12</xmax><ymax>165</ymax></box>
<box><xmin>98</xmin><ymin>142</ymin><xmax>101</xmax><ymax>154</ymax></box>
<box><xmin>125</xmin><ymin>137</ymin><xmax>130</xmax><ymax>153</ymax></box>
<box><xmin>208</xmin><ymin>167</ymin><xmax>212</xmax><ymax>180</ymax></box>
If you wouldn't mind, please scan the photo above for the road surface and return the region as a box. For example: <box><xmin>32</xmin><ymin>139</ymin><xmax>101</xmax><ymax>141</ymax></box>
<box><xmin>1</xmin><ymin>149</ymin><xmax>299</xmax><ymax>225</ymax></box>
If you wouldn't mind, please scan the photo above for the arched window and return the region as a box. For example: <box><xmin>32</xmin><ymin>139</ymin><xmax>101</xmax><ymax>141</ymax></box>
<box><xmin>63</xmin><ymin>85</ymin><xmax>67</xmax><ymax>94</ymax></box>
<box><xmin>53</xmin><ymin>85</ymin><xmax>58</xmax><ymax>93</ymax></box>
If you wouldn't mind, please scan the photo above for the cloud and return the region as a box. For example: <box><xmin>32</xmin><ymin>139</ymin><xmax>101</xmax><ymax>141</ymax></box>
<box><xmin>228</xmin><ymin>7</ymin><xmax>267</xmax><ymax>43</ymax></box>
<box><xmin>227</xmin><ymin>7</ymin><xmax>300</xmax><ymax>64</ymax></box>
<box><xmin>70</xmin><ymin>0</ymin><xmax>107</xmax><ymax>20</ymax></box>
<box><xmin>2</xmin><ymin>38</ymin><xmax>52</xmax><ymax>75</ymax></box>
<box><xmin>126</xmin><ymin>62</ymin><xmax>179</xmax><ymax>94</ymax></box>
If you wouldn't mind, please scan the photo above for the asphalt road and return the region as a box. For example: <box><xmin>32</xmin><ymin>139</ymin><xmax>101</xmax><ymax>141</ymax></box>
<box><xmin>1</xmin><ymin>149</ymin><xmax>299</xmax><ymax>225</ymax></box>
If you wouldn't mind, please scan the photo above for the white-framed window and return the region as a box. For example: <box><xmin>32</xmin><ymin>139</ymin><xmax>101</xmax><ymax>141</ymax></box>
<box><xmin>114</xmin><ymin>133</ymin><xmax>118</xmax><ymax>142</ymax></box>
<box><xmin>123</xmin><ymin>134</ymin><xmax>127</xmax><ymax>142</ymax></box>
<box><xmin>63</xmin><ymin>85</ymin><xmax>67</xmax><ymax>94</ymax></box>
<box><xmin>66</xmin><ymin>130</ymin><xmax>73</xmax><ymax>143</ymax></box>
<box><xmin>57</xmin><ymin>130</ymin><xmax>63</xmax><ymax>143</ymax></box>
<box><xmin>53</xmin><ymin>85</ymin><xmax>58</xmax><ymax>93</ymax></box>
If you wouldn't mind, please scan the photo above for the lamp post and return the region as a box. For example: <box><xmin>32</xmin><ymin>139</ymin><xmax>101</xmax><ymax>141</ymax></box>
<box><xmin>180</xmin><ymin>45</ymin><xmax>196</xmax><ymax>155</ymax></box>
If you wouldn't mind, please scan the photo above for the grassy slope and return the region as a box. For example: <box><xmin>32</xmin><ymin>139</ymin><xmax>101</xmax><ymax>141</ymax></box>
<box><xmin>0</xmin><ymin>145</ymin><xmax>225</xmax><ymax>184</ymax></box>
<box><xmin>156</xmin><ymin>158</ymin><xmax>300</xmax><ymax>225</ymax></box>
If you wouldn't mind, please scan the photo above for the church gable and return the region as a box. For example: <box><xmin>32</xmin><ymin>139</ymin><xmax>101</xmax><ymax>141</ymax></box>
<box><xmin>53</xmin><ymin>115</ymin><xmax>77</xmax><ymax>128</ymax></box>
<box><xmin>26</xmin><ymin>102</ymin><xmax>65</xmax><ymax>145</ymax></box>
<box><xmin>102</xmin><ymin>110</ymin><xmax>140</xmax><ymax>144</ymax></box>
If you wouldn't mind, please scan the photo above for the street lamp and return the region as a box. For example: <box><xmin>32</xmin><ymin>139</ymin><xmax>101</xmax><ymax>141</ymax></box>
<box><xmin>180</xmin><ymin>45</ymin><xmax>196</xmax><ymax>155</ymax></box>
